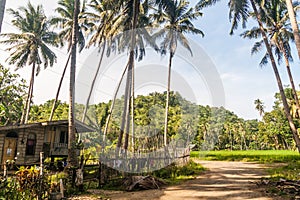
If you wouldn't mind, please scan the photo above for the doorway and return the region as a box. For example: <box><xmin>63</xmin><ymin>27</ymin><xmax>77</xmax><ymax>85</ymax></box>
<box><xmin>2</xmin><ymin>132</ymin><xmax>18</xmax><ymax>164</ymax></box>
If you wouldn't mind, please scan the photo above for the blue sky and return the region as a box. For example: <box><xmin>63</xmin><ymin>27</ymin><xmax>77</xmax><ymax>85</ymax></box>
<box><xmin>1</xmin><ymin>0</ymin><xmax>300</xmax><ymax>120</ymax></box>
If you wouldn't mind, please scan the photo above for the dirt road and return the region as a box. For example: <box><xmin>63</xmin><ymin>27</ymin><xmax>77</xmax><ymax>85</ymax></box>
<box><xmin>70</xmin><ymin>160</ymin><xmax>282</xmax><ymax>200</ymax></box>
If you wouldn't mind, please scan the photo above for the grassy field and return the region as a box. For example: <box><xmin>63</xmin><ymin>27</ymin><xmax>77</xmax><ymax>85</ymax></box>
<box><xmin>191</xmin><ymin>150</ymin><xmax>300</xmax><ymax>163</ymax></box>
<box><xmin>191</xmin><ymin>150</ymin><xmax>300</xmax><ymax>180</ymax></box>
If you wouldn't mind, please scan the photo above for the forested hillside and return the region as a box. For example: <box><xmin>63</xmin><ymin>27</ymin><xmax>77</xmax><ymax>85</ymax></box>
<box><xmin>1</xmin><ymin>63</ymin><xmax>296</xmax><ymax>152</ymax></box>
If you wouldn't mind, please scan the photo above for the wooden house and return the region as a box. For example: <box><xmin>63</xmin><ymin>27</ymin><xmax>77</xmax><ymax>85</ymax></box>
<box><xmin>0</xmin><ymin>120</ymin><xmax>95</xmax><ymax>166</ymax></box>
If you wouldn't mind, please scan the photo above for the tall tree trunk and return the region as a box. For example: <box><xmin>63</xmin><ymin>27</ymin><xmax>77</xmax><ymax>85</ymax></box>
<box><xmin>103</xmin><ymin>63</ymin><xmax>129</xmax><ymax>142</ymax></box>
<box><xmin>131</xmin><ymin>55</ymin><xmax>135</xmax><ymax>152</ymax></box>
<box><xmin>280</xmin><ymin>42</ymin><xmax>300</xmax><ymax>118</ymax></box>
<box><xmin>68</xmin><ymin>0</ymin><xmax>80</xmax><ymax>167</ymax></box>
<box><xmin>123</xmin><ymin>85</ymin><xmax>132</xmax><ymax>151</ymax></box>
<box><xmin>117</xmin><ymin>0</ymin><xmax>138</xmax><ymax>153</ymax></box>
<box><xmin>22</xmin><ymin>63</ymin><xmax>35</xmax><ymax>124</ymax></box>
<box><xmin>82</xmin><ymin>41</ymin><xmax>106</xmax><ymax>122</ymax></box>
<box><xmin>285</xmin><ymin>0</ymin><xmax>300</xmax><ymax>60</ymax></box>
<box><xmin>0</xmin><ymin>0</ymin><xmax>6</xmax><ymax>33</ymax></box>
<box><xmin>49</xmin><ymin>52</ymin><xmax>71</xmax><ymax>121</ymax></box>
<box><xmin>164</xmin><ymin>52</ymin><xmax>173</xmax><ymax>146</ymax></box>
<box><xmin>250</xmin><ymin>0</ymin><xmax>300</xmax><ymax>152</ymax></box>
<box><xmin>117</xmin><ymin>55</ymin><xmax>133</xmax><ymax>151</ymax></box>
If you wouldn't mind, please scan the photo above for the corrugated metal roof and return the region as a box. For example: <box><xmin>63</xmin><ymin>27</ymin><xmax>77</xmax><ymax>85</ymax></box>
<box><xmin>0</xmin><ymin>120</ymin><xmax>96</xmax><ymax>133</ymax></box>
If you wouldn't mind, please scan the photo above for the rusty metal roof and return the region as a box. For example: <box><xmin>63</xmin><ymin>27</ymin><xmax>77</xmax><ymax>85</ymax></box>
<box><xmin>0</xmin><ymin>120</ymin><xmax>96</xmax><ymax>133</ymax></box>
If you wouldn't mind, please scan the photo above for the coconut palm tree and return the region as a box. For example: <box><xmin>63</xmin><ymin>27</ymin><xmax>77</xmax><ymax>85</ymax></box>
<box><xmin>81</xmin><ymin>0</ymin><xmax>121</xmax><ymax>123</ymax></box>
<box><xmin>49</xmin><ymin>0</ymin><xmax>88</xmax><ymax>121</ymax></box>
<box><xmin>197</xmin><ymin>0</ymin><xmax>300</xmax><ymax>152</ymax></box>
<box><xmin>285</xmin><ymin>0</ymin><xmax>300</xmax><ymax>60</ymax></box>
<box><xmin>51</xmin><ymin>0</ymin><xmax>86</xmax><ymax>52</ymax></box>
<box><xmin>241</xmin><ymin>0</ymin><xmax>300</xmax><ymax>118</ymax></box>
<box><xmin>116</xmin><ymin>0</ymin><xmax>161</xmax><ymax>152</ymax></box>
<box><xmin>254</xmin><ymin>99</ymin><xmax>265</xmax><ymax>117</ymax></box>
<box><xmin>68</xmin><ymin>0</ymin><xmax>80</xmax><ymax>168</ymax></box>
<box><xmin>0</xmin><ymin>2</ymin><xmax>58</xmax><ymax>124</ymax></box>
<box><xmin>91</xmin><ymin>0</ymin><xmax>159</xmax><ymax>154</ymax></box>
<box><xmin>0</xmin><ymin>0</ymin><xmax>6</xmax><ymax>33</ymax></box>
<box><xmin>154</xmin><ymin>0</ymin><xmax>204</xmax><ymax>146</ymax></box>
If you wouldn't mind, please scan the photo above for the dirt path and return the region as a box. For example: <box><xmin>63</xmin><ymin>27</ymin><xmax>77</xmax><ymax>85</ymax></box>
<box><xmin>70</xmin><ymin>160</ymin><xmax>283</xmax><ymax>200</ymax></box>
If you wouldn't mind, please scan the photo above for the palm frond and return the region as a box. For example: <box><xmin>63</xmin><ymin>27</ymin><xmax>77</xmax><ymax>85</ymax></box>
<box><xmin>196</xmin><ymin>0</ymin><xmax>221</xmax><ymax>10</ymax></box>
<box><xmin>259</xmin><ymin>52</ymin><xmax>269</xmax><ymax>67</ymax></box>
<box><xmin>251</xmin><ymin>40</ymin><xmax>264</xmax><ymax>55</ymax></box>
<box><xmin>228</xmin><ymin>0</ymin><xmax>250</xmax><ymax>35</ymax></box>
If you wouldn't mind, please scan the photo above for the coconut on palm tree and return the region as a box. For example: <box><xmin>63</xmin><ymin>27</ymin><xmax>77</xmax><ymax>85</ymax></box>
<box><xmin>154</xmin><ymin>0</ymin><xmax>203</xmax><ymax>146</ymax></box>
<box><xmin>0</xmin><ymin>2</ymin><xmax>58</xmax><ymax>124</ymax></box>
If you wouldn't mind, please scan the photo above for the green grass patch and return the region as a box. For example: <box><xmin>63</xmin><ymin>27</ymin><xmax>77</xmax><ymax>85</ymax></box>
<box><xmin>191</xmin><ymin>150</ymin><xmax>300</xmax><ymax>163</ymax></box>
<box><xmin>267</xmin><ymin>161</ymin><xmax>300</xmax><ymax>181</ymax></box>
<box><xmin>152</xmin><ymin>160</ymin><xmax>205</xmax><ymax>185</ymax></box>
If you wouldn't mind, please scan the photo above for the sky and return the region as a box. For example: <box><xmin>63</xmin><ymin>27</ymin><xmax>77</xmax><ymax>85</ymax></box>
<box><xmin>1</xmin><ymin>0</ymin><xmax>300</xmax><ymax>120</ymax></box>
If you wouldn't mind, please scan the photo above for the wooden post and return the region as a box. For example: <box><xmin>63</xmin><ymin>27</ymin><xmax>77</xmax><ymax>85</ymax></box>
<box><xmin>3</xmin><ymin>163</ymin><xmax>7</xmax><ymax>179</ymax></box>
<box><xmin>37</xmin><ymin>152</ymin><xmax>44</xmax><ymax>200</ymax></box>
<box><xmin>60</xmin><ymin>179</ymin><xmax>64</xmax><ymax>198</ymax></box>
<box><xmin>40</xmin><ymin>152</ymin><xmax>44</xmax><ymax>176</ymax></box>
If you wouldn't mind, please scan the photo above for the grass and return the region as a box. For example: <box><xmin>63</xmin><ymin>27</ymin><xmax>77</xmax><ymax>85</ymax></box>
<box><xmin>191</xmin><ymin>150</ymin><xmax>300</xmax><ymax>181</ymax></box>
<box><xmin>267</xmin><ymin>161</ymin><xmax>300</xmax><ymax>181</ymax></box>
<box><xmin>191</xmin><ymin>150</ymin><xmax>300</xmax><ymax>163</ymax></box>
<box><xmin>157</xmin><ymin>160</ymin><xmax>206</xmax><ymax>184</ymax></box>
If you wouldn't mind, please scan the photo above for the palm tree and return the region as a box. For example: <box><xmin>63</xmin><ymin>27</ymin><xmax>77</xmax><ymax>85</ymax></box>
<box><xmin>0</xmin><ymin>0</ymin><xmax>6</xmax><ymax>33</ymax></box>
<box><xmin>197</xmin><ymin>0</ymin><xmax>300</xmax><ymax>152</ymax></box>
<box><xmin>81</xmin><ymin>0</ymin><xmax>121</xmax><ymax>123</ymax></box>
<box><xmin>0</xmin><ymin>2</ymin><xmax>57</xmax><ymax>124</ymax></box>
<box><xmin>51</xmin><ymin>0</ymin><xmax>86</xmax><ymax>52</ymax></box>
<box><xmin>100</xmin><ymin>0</ymin><xmax>160</xmax><ymax>154</ymax></box>
<box><xmin>242</xmin><ymin>0</ymin><xmax>300</xmax><ymax>118</ymax></box>
<box><xmin>49</xmin><ymin>0</ymin><xmax>87</xmax><ymax>121</ymax></box>
<box><xmin>285</xmin><ymin>0</ymin><xmax>300</xmax><ymax>60</ymax></box>
<box><xmin>68</xmin><ymin>0</ymin><xmax>80</xmax><ymax>168</ymax></box>
<box><xmin>117</xmin><ymin>0</ymin><xmax>161</xmax><ymax>152</ymax></box>
<box><xmin>154</xmin><ymin>0</ymin><xmax>203</xmax><ymax>146</ymax></box>
<box><xmin>254</xmin><ymin>99</ymin><xmax>265</xmax><ymax>117</ymax></box>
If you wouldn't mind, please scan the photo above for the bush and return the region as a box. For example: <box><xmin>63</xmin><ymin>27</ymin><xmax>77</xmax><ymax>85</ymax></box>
<box><xmin>0</xmin><ymin>166</ymin><xmax>50</xmax><ymax>200</ymax></box>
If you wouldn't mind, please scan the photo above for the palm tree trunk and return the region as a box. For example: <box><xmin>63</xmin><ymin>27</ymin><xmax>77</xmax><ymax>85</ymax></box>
<box><xmin>116</xmin><ymin>60</ymin><xmax>132</xmax><ymax>152</ymax></box>
<box><xmin>68</xmin><ymin>0</ymin><xmax>80</xmax><ymax>168</ymax></box>
<box><xmin>103</xmin><ymin>63</ymin><xmax>129</xmax><ymax>142</ymax></box>
<box><xmin>280</xmin><ymin>42</ymin><xmax>300</xmax><ymax>118</ymax></box>
<box><xmin>250</xmin><ymin>0</ymin><xmax>300</xmax><ymax>152</ymax></box>
<box><xmin>285</xmin><ymin>0</ymin><xmax>300</xmax><ymax>60</ymax></box>
<box><xmin>131</xmin><ymin>56</ymin><xmax>135</xmax><ymax>152</ymax></box>
<box><xmin>117</xmin><ymin>0</ymin><xmax>138</xmax><ymax>153</ymax></box>
<box><xmin>0</xmin><ymin>0</ymin><xmax>6</xmax><ymax>33</ymax></box>
<box><xmin>82</xmin><ymin>41</ymin><xmax>106</xmax><ymax>122</ymax></box>
<box><xmin>164</xmin><ymin>52</ymin><xmax>173</xmax><ymax>146</ymax></box>
<box><xmin>22</xmin><ymin>63</ymin><xmax>35</xmax><ymax>124</ymax></box>
<box><xmin>124</xmin><ymin>87</ymin><xmax>132</xmax><ymax>151</ymax></box>
<box><xmin>49</xmin><ymin>52</ymin><xmax>71</xmax><ymax>121</ymax></box>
